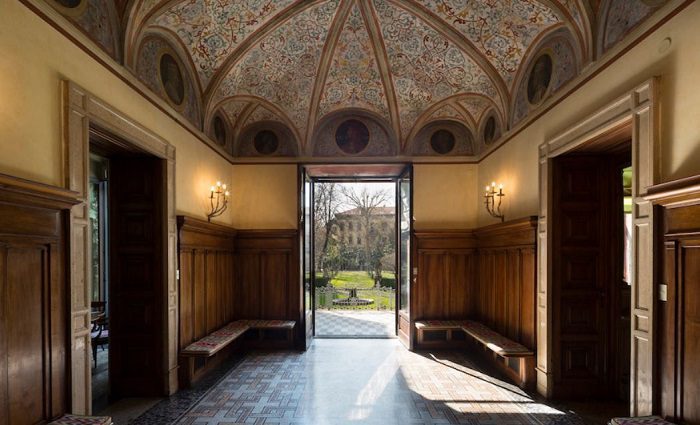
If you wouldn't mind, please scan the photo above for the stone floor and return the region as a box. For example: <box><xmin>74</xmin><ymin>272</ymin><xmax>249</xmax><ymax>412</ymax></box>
<box><xmin>174</xmin><ymin>339</ymin><xmax>585</xmax><ymax>425</ymax></box>
<box><xmin>314</xmin><ymin>310</ymin><xmax>395</xmax><ymax>338</ymax></box>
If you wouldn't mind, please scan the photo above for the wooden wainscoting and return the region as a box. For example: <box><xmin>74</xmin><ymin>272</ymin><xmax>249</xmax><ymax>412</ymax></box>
<box><xmin>647</xmin><ymin>175</ymin><xmax>700</xmax><ymax>424</ymax></box>
<box><xmin>413</xmin><ymin>230</ymin><xmax>478</xmax><ymax>321</ymax></box>
<box><xmin>234</xmin><ymin>230</ymin><xmax>300</xmax><ymax>344</ymax></box>
<box><xmin>412</xmin><ymin>218</ymin><xmax>537</xmax><ymax>352</ymax></box>
<box><xmin>474</xmin><ymin>218</ymin><xmax>538</xmax><ymax>351</ymax></box>
<box><xmin>177</xmin><ymin>216</ymin><xmax>236</xmax><ymax>385</ymax></box>
<box><xmin>0</xmin><ymin>174</ymin><xmax>79</xmax><ymax>424</ymax></box>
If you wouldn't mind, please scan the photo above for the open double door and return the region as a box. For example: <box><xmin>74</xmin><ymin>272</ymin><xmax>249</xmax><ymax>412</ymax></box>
<box><xmin>298</xmin><ymin>165</ymin><xmax>414</xmax><ymax>350</ymax></box>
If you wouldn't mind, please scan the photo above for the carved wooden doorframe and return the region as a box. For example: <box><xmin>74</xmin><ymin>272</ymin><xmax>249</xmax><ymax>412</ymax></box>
<box><xmin>62</xmin><ymin>81</ymin><xmax>178</xmax><ymax>414</ymax></box>
<box><xmin>537</xmin><ymin>78</ymin><xmax>659</xmax><ymax>415</ymax></box>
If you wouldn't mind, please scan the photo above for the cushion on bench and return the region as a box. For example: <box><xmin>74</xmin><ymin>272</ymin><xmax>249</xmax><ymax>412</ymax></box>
<box><xmin>49</xmin><ymin>414</ymin><xmax>112</xmax><ymax>425</ymax></box>
<box><xmin>610</xmin><ymin>417</ymin><xmax>675</xmax><ymax>425</ymax></box>
<box><xmin>461</xmin><ymin>321</ymin><xmax>533</xmax><ymax>357</ymax></box>
<box><xmin>415</xmin><ymin>320</ymin><xmax>469</xmax><ymax>330</ymax></box>
<box><xmin>243</xmin><ymin>319</ymin><xmax>296</xmax><ymax>329</ymax></box>
<box><xmin>181</xmin><ymin>323</ymin><xmax>249</xmax><ymax>356</ymax></box>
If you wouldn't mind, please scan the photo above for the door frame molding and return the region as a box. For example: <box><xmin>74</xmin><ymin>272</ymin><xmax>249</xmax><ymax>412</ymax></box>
<box><xmin>62</xmin><ymin>80</ymin><xmax>178</xmax><ymax>414</ymax></box>
<box><xmin>537</xmin><ymin>78</ymin><xmax>659</xmax><ymax>415</ymax></box>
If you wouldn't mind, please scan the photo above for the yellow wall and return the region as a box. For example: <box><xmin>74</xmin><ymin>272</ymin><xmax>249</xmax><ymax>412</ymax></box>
<box><xmin>414</xmin><ymin>164</ymin><xmax>479</xmax><ymax>230</ymax></box>
<box><xmin>230</xmin><ymin>165</ymin><xmax>298</xmax><ymax>229</ymax></box>
<box><xmin>0</xmin><ymin>0</ymin><xmax>233</xmax><ymax>223</ymax></box>
<box><xmin>478</xmin><ymin>2</ymin><xmax>700</xmax><ymax>225</ymax></box>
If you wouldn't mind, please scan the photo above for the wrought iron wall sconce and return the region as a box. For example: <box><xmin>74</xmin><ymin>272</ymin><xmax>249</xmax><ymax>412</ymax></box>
<box><xmin>207</xmin><ymin>181</ymin><xmax>229</xmax><ymax>222</ymax></box>
<box><xmin>484</xmin><ymin>182</ymin><xmax>505</xmax><ymax>222</ymax></box>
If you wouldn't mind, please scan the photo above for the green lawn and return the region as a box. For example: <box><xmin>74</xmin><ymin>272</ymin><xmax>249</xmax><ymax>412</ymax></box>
<box><xmin>314</xmin><ymin>270</ymin><xmax>396</xmax><ymax>310</ymax></box>
<box><xmin>315</xmin><ymin>270</ymin><xmax>394</xmax><ymax>289</ymax></box>
<box><xmin>315</xmin><ymin>288</ymin><xmax>395</xmax><ymax>310</ymax></box>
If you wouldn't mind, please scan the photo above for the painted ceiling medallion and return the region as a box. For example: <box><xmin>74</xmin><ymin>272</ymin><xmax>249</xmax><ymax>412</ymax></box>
<box><xmin>527</xmin><ymin>54</ymin><xmax>553</xmax><ymax>105</ymax></box>
<box><xmin>254</xmin><ymin>130</ymin><xmax>280</xmax><ymax>156</ymax></box>
<box><xmin>49</xmin><ymin>0</ymin><xmax>668</xmax><ymax>158</ymax></box>
<box><xmin>483</xmin><ymin>116</ymin><xmax>497</xmax><ymax>145</ymax></box>
<box><xmin>212</xmin><ymin>116</ymin><xmax>227</xmax><ymax>147</ymax></box>
<box><xmin>336</xmin><ymin>119</ymin><xmax>370</xmax><ymax>155</ymax></box>
<box><xmin>159</xmin><ymin>53</ymin><xmax>185</xmax><ymax>106</ymax></box>
<box><xmin>430</xmin><ymin>129</ymin><xmax>456</xmax><ymax>155</ymax></box>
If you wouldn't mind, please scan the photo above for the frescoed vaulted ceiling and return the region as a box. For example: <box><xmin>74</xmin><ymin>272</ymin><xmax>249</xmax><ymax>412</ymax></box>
<box><xmin>44</xmin><ymin>0</ymin><xmax>670</xmax><ymax>160</ymax></box>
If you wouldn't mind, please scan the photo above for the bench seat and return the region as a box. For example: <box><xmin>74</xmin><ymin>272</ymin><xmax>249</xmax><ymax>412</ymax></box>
<box><xmin>243</xmin><ymin>319</ymin><xmax>296</xmax><ymax>329</ymax></box>
<box><xmin>181</xmin><ymin>321</ymin><xmax>249</xmax><ymax>357</ymax></box>
<box><xmin>610</xmin><ymin>417</ymin><xmax>675</xmax><ymax>425</ymax></box>
<box><xmin>414</xmin><ymin>319</ymin><xmax>534</xmax><ymax>388</ymax></box>
<box><xmin>48</xmin><ymin>414</ymin><xmax>112</xmax><ymax>425</ymax></box>
<box><xmin>415</xmin><ymin>320</ymin><xmax>469</xmax><ymax>330</ymax></box>
<box><xmin>461</xmin><ymin>321</ymin><xmax>533</xmax><ymax>357</ymax></box>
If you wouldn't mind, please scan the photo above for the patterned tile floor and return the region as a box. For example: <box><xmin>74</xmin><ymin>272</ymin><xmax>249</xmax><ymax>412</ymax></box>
<box><xmin>314</xmin><ymin>310</ymin><xmax>395</xmax><ymax>338</ymax></box>
<box><xmin>175</xmin><ymin>339</ymin><xmax>586</xmax><ymax>425</ymax></box>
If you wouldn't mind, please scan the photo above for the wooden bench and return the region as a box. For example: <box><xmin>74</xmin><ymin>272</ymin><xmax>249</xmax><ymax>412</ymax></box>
<box><xmin>609</xmin><ymin>417</ymin><xmax>676</xmax><ymax>425</ymax></box>
<box><xmin>48</xmin><ymin>414</ymin><xmax>112</xmax><ymax>425</ymax></box>
<box><xmin>180</xmin><ymin>319</ymin><xmax>296</xmax><ymax>386</ymax></box>
<box><xmin>415</xmin><ymin>320</ymin><xmax>534</xmax><ymax>388</ymax></box>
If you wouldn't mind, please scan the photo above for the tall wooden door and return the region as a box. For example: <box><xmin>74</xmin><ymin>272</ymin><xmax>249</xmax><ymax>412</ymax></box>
<box><xmin>109</xmin><ymin>156</ymin><xmax>166</xmax><ymax>397</ymax></box>
<box><xmin>299</xmin><ymin>167</ymin><xmax>314</xmax><ymax>349</ymax></box>
<box><xmin>552</xmin><ymin>155</ymin><xmax>622</xmax><ymax>398</ymax></box>
<box><xmin>397</xmin><ymin>165</ymin><xmax>413</xmax><ymax>349</ymax></box>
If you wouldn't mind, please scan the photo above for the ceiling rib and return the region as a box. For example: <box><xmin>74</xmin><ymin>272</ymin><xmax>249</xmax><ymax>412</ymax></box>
<box><xmin>358</xmin><ymin>0</ymin><xmax>403</xmax><ymax>146</ymax></box>
<box><xmin>304</xmin><ymin>0</ymin><xmax>356</xmax><ymax>150</ymax></box>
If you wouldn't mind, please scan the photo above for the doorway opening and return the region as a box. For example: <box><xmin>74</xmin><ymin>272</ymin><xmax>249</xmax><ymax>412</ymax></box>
<box><xmin>300</xmin><ymin>165</ymin><xmax>413</xmax><ymax>345</ymax></box>
<box><xmin>550</xmin><ymin>136</ymin><xmax>632</xmax><ymax>417</ymax></box>
<box><xmin>89</xmin><ymin>127</ymin><xmax>168</xmax><ymax>415</ymax></box>
<box><xmin>313</xmin><ymin>181</ymin><xmax>396</xmax><ymax>338</ymax></box>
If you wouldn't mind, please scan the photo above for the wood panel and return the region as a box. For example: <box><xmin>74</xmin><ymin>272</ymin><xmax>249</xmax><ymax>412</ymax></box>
<box><xmin>177</xmin><ymin>217</ymin><xmax>236</xmax><ymax>350</ymax></box>
<box><xmin>413</xmin><ymin>231</ymin><xmax>477</xmax><ymax>321</ymax></box>
<box><xmin>474</xmin><ymin>218</ymin><xmax>538</xmax><ymax>351</ymax></box>
<box><xmin>234</xmin><ymin>230</ymin><xmax>300</xmax><ymax>344</ymax></box>
<box><xmin>650</xmin><ymin>176</ymin><xmax>700</xmax><ymax>424</ymax></box>
<box><xmin>0</xmin><ymin>173</ymin><xmax>78</xmax><ymax>425</ymax></box>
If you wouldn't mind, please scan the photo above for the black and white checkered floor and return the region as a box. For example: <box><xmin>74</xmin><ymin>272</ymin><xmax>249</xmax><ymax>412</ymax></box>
<box><xmin>314</xmin><ymin>310</ymin><xmax>395</xmax><ymax>337</ymax></box>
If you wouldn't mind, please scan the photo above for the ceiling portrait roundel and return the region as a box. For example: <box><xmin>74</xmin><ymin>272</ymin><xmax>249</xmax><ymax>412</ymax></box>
<box><xmin>483</xmin><ymin>116</ymin><xmax>497</xmax><ymax>145</ymax></box>
<box><xmin>212</xmin><ymin>115</ymin><xmax>227</xmax><ymax>146</ymax></box>
<box><xmin>55</xmin><ymin>0</ymin><xmax>82</xmax><ymax>7</ymax></box>
<box><xmin>430</xmin><ymin>129</ymin><xmax>456</xmax><ymax>155</ymax></box>
<box><xmin>335</xmin><ymin>119</ymin><xmax>370</xmax><ymax>155</ymax></box>
<box><xmin>254</xmin><ymin>130</ymin><xmax>279</xmax><ymax>155</ymax></box>
<box><xmin>527</xmin><ymin>53</ymin><xmax>553</xmax><ymax>105</ymax></box>
<box><xmin>159</xmin><ymin>53</ymin><xmax>185</xmax><ymax>106</ymax></box>
<box><xmin>51</xmin><ymin>0</ymin><xmax>88</xmax><ymax>16</ymax></box>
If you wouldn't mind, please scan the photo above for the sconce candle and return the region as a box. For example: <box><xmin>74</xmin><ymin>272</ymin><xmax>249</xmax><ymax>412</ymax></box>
<box><xmin>484</xmin><ymin>182</ymin><xmax>505</xmax><ymax>222</ymax></box>
<box><xmin>207</xmin><ymin>181</ymin><xmax>229</xmax><ymax>222</ymax></box>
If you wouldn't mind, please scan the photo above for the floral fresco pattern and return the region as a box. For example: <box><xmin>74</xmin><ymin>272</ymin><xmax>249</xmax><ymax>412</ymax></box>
<box><xmin>458</xmin><ymin>96</ymin><xmax>492</xmax><ymax>124</ymax></box>
<box><xmin>428</xmin><ymin>104</ymin><xmax>467</xmax><ymax>123</ymax></box>
<box><xmin>215</xmin><ymin>0</ymin><xmax>341</xmax><ymax>138</ymax></box>
<box><xmin>219</xmin><ymin>99</ymin><xmax>249</xmax><ymax>128</ymax></box>
<box><xmin>243</xmin><ymin>105</ymin><xmax>286</xmax><ymax>128</ymax></box>
<box><xmin>318</xmin><ymin>5</ymin><xmax>390</xmax><ymax>121</ymax></box>
<box><xmin>414</xmin><ymin>0</ymin><xmax>560</xmax><ymax>87</ymax></box>
<box><xmin>372</xmin><ymin>0</ymin><xmax>498</xmax><ymax>139</ymax></box>
<box><xmin>153</xmin><ymin>0</ymin><xmax>295</xmax><ymax>86</ymax></box>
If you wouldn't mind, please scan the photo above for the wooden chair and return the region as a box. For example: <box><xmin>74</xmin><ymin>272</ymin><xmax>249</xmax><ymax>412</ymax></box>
<box><xmin>90</xmin><ymin>302</ymin><xmax>109</xmax><ymax>367</ymax></box>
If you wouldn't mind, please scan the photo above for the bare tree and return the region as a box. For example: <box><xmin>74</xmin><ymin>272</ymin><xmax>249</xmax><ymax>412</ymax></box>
<box><xmin>340</xmin><ymin>186</ymin><xmax>392</xmax><ymax>280</ymax></box>
<box><xmin>313</xmin><ymin>183</ymin><xmax>341</xmax><ymax>277</ymax></box>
